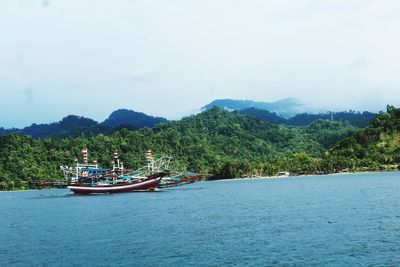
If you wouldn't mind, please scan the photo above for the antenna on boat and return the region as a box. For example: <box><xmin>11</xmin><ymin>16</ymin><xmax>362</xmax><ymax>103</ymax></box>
<box><xmin>113</xmin><ymin>150</ymin><xmax>118</xmax><ymax>169</ymax></box>
<box><xmin>82</xmin><ymin>147</ymin><xmax>88</xmax><ymax>164</ymax></box>
<box><xmin>112</xmin><ymin>150</ymin><xmax>124</xmax><ymax>175</ymax></box>
<box><xmin>146</xmin><ymin>149</ymin><xmax>153</xmax><ymax>160</ymax></box>
<box><xmin>146</xmin><ymin>149</ymin><xmax>155</xmax><ymax>173</ymax></box>
<box><xmin>74</xmin><ymin>156</ymin><xmax>79</xmax><ymax>180</ymax></box>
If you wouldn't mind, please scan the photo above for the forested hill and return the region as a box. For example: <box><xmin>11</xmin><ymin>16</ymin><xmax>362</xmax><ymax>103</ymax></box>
<box><xmin>0</xmin><ymin>107</ymin><xmax>357</xmax><ymax>190</ymax></box>
<box><xmin>23</xmin><ymin>116</ymin><xmax>112</xmax><ymax>138</ymax></box>
<box><xmin>0</xmin><ymin>109</ymin><xmax>167</xmax><ymax>138</ymax></box>
<box><xmin>238</xmin><ymin>108</ymin><xmax>287</xmax><ymax>124</ymax></box>
<box><xmin>287</xmin><ymin>111</ymin><xmax>377</xmax><ymax>128</ymax></box>
<box><xmin>0</xmin><ymin>116</ymin><xmax>109</xmax><ymax>138</ymax></box>
<box><xmin>101</xmin><ymin>109</ymin><xmax>167</xmax><ymax>128</ymax></box>
<box><xmin>324</xmin><ymin>105</ymin><xmax>400</xmax><ymax>171</ymax></box>
<box><xmin>239</xmin><ymin>108</ymin><xmax>377</xmax><ymax>128</ymax></box>
<box><xmin>0</xmin><ymin>102</ymin><xmax>376</xmax><ymax>139</ymax></box>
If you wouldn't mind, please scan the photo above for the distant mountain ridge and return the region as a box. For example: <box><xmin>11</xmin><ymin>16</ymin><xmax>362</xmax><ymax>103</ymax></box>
<box><xmin>239</xmin><ymin>108</ymin><xmax>378</xmax><ymax>128</ymax></box>
<box><xmin>0</xmin><ymin>109</ymin><xmax>168</xmax><ymax>138</ymax></box>
<box><xmin>203</xmin><ymin>98</ymin><xmax>305</xmax><ymax>117</ymax></box>
<box><xmin>102</xmin><ymin>109</ymin><xmax>167</xmax><ymax>129</ymax></box>
<box><xmin>20</xmin><ymin>115</ymin><xmax>111</xmax><ymax>138</ymax></box>
<box><xmin>0</xmin><ymin>98</ymin><xmax>379</xmax><ymax>138</ymax></box>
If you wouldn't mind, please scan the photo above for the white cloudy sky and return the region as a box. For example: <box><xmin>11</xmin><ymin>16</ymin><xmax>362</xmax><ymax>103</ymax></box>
<box><xmin>0</xmin><ymin>0</ymin><xmax>400</xmax><ymax>127</ymax></box>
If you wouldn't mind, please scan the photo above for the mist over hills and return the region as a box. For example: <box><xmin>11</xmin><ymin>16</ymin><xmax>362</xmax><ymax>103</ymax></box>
<box><xmin>202</xmin><ymin>98</ymin><xmax>306</xmax><ymax>118</ymax></box>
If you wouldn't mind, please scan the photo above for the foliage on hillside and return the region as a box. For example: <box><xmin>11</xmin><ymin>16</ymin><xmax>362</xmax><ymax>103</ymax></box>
<box><xmin>239</xmin><ymin>108</ymin><xmax>376</xmax><ymax>128</ymax></box>
<box><xmin>323</xmin><ymin>105</ymin><xmax>400</xmax><ymax>172</ymax></box>
<box><xmin>238</xmin><ymin>108</ymin><xmax>287</xmax><ymax>124</ymax></box>
<box><xmin>0</xmin><ymin>107</ymin><xmax>359</xmax><ymax>190</ymax></box>
<box><xmin>101</xmin><ymin>109</ymin><xmax>167</xmax><ymax>128</ymax></box>
<box><xmin>288</xmin><ymin>111</ymin><xmax>377</xmax><ymax>128</ymax></box>
<box><xmin>21</xmin><ymin>115</ymin><xmax>113</xmax><ymax>138</ymax></box>
<box><xmin>0</xmin><ymin>127</ymin><xmax>19</xmax><ymax>136</ymax></box>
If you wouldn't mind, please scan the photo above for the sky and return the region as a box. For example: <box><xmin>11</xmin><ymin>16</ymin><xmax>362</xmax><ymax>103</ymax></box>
<box><xmin>1</xmin><ymin>0</ymin><xmax>400</xmax><ymax>128</ymax></box>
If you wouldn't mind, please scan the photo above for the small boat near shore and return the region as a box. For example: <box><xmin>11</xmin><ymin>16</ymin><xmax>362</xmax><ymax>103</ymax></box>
<box><xmin>61</xmin><ymin>149</ymin><xmax>170</xmax><ymax>194</ymax></box>
<box><xmin>68</xmin><ymin>172</ymin><xmax>167</xmax><ymax>194</ymax></box>
<box><xmin>159</xmin><ymin>173</ymin><xmax>208</xmax><ymax>188</ymax></box>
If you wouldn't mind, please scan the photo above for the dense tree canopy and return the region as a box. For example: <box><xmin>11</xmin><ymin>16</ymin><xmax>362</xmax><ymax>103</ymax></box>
<box><xmin>323</xmin><ymin>105</ymin><xmax>400</xmax><ymax>172</ymax></box>
<box><xmin>240</xmin><ymin>108</ymin><xmax>377</xmax><ymax>128</ymax></box>
<box><xmin>101</xmin><ymin>109</ymin><xmax>167</xmax><ymax>128</ymax></box>
<box><xmin>0</xmin><ymin>107</ymin><xmax>361</xmax><ymax>190</ymax></box>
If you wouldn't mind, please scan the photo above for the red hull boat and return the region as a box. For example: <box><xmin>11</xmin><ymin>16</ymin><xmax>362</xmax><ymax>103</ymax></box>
<box><xmin>63</xmin><ymin>148</ymin><xmax>171</xmax><ymax>194</ymax></box>
<box><xmin>68</xmin><ymin>174</ymin><xmax>165</xmax><ymax>194</ymax></box>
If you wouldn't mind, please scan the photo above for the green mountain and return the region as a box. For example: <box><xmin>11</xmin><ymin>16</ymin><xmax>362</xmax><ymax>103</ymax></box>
<box><xmin>322</xmin><ymin>105</ymin><xmax>400</xmax><ymax>172</ymax></box>
<box><xmin>287</xmin><ymin>111</ymin><xmax>377</xmax><ymax>128</ymax></box>
<box><xmin>0</xmin><ymin>127</ymin><xmax>18</xmax><ymax>136</ymax></box>
<box><xmin>0</xmin><ymin>107</ymin><xmax>358</xmax><ymax>190</ymax></box>
<box><xmin>0</xmin><ymin>109</ymin><xmax>167</xmax><ymax>139</ymax></box>
<box><xmin>239</xmin><ymin>108</ymin><xmax>377</xmax><ymax>128</ymax></box>
<box><xmin>0</xmin><ymin>101</ymin><xmax>375</xmax><ymax>140</ymax></box>
<box><xmin>0</xmin><ymin>116</ymin><xmax>108</xmax><ymax>138</ymax></box>
<box><xmin>238</xmin><ymin>108</ymin><xmax>288</xmax><ymax>124</ymax></box>
<box><xmin>101</xmin><ymin>109</ymin><xmax>167</xmax><ymax>129</ymax></box>
<box><xmin>20</xmin><ymin>115</ymin><xmax>112</xmax><ymax>138</ymax></box>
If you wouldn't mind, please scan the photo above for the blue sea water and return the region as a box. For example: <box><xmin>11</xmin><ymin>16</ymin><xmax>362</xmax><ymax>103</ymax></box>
<box><xmin>1</xmin><ymin>172</ymin><xmax>400</xmax><ymax>266</ymax></box>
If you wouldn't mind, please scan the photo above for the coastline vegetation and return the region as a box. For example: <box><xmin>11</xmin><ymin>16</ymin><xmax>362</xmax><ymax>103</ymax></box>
<box><xmin>0</xmin><ymin>106</ymin><xmax>398</xmax><ymax>191</ymax></box>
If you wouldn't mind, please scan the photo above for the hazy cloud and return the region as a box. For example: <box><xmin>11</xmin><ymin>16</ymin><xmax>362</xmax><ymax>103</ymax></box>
<box><xmin>42</xmin><ymin>1</ymin><xmax>50</xmax><ymax>8</ymax></box>
<box><xmin>0</xmin><ymin>0</ymin><xmax>400</xmax><ymax>127</ymax></box>
<box><xmin>23</xmin><ymin>87</ymin><xmax>34</xmax><ymax>102</ymax></box>
<box><xmin>120</xmin><ymin>65</ymin><xmax>161</xmax><ymax>83</ymax></box>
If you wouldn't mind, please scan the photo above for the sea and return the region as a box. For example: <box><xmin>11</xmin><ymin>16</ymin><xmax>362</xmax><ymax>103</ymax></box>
<box><xmin>1</xmin><ymin>172</ymin><xmax>400</xmax><ymax>266</ymax></box>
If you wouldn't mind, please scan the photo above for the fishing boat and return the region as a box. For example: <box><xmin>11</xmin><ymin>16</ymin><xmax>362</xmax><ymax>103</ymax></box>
<box><xmin>68</xmin><ymin>172</ymin><xmax>166</xmax><ymax>194</ymax></box>
<box><xmin>159</xmin><ymin>173</ymin><xmax>199</xmax><ymax>188</ymax></box>
<box><xmin>60</xmin><ymin>147</ymin><xmax>111</xmax><ymax>183</ymax></box>
<box><xmin>62</xmin><ymin>149</ymin><xmax>169</xmax><ymax>194</ymax></box>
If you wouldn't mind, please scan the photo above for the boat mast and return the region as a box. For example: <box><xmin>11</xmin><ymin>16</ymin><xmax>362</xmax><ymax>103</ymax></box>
<box><xmin>113</xmin><ymin>150</ymin><xmax>118</xmax><ymax>181</ymax></box>
<box><xmin>146</xmin><ymin>149</ymin><xmax>154</xmax><ymax>174</ymax></box>
<box><xmin>82</xmin><ymin>147</ymin><xmax>88</xmax><ymax>164</ymax></box>
<box><xmin>74</xmin><ymin>157</ymin><xmax>79</xmax><ymax>180</ymax></box>
<box><xmin>112</xmin><ymin>150</ymin><xmax>124</xmax><ymax>180</ymax></box>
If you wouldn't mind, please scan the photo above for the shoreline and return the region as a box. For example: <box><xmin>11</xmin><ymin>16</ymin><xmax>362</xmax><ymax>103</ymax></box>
<box><xmin>2</xmin><ymin>170</ymin><xmax>400</xmax><ymax>192</ymax></box>
<box><xmin>212</xmin><ymin>170</ymin><xmax>400</xmax><ymax>182</ymax></box>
